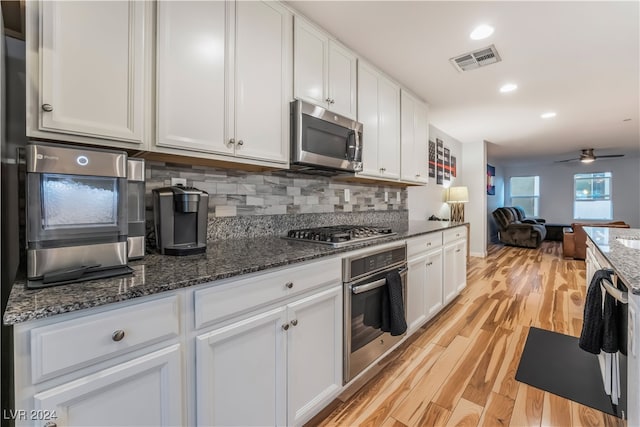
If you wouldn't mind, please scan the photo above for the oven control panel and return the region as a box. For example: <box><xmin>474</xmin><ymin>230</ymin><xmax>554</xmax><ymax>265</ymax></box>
<box><xmin>344</xmin><ymin>245</ymin><xmax>407</xmax><ymax>282</ymax></box>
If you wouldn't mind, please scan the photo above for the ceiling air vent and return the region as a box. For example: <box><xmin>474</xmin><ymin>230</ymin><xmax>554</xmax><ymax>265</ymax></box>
<box><xmin>450</xmin><ymin>44</ymin><xmax>502</xmax><ymax>72</ymax></box>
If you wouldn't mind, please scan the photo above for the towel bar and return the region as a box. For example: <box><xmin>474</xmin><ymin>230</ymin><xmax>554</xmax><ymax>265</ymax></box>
<box><xmin>601</xmin><ymin>278</ymin><xmax>628</xmax><ymax>304</ymax></box>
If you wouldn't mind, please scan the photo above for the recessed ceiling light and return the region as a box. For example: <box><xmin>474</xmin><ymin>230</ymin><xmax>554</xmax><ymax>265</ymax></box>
<box><xmin>470</xmin><ymin>24</ymin><xmax>494</xmax><ymax>40</ymax></box>
<box><xmin>500</xmin><ymin>83</ymin><xmax>518</xmax><ymax>93</ymax></box>
<box><xmin>541</xmin><ymin>112</ymin><xmax>557</xmax><ymax>119</ymax></box>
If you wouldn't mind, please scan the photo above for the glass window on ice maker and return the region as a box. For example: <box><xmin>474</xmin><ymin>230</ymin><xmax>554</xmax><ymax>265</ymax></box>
<box><xmin>41</xmin><ymin>174</ymin><xmax>119</xmax><ymax>229</ymax></box>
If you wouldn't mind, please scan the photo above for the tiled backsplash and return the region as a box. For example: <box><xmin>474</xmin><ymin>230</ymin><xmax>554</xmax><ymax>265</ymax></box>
<box><xmin>145</xmin><ymin>161</ymin><xmax>407</xmax><ymax>216</ymax></box>
<box><xmin>144</xmin><ymin>161</ymin><xmax>408</xmax><ymax>241</ymax></box>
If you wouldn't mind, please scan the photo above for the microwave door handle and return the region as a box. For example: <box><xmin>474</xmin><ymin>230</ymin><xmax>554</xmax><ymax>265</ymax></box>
<box><xmin>347</xmin><ymin>130</ymin><xmax>362</xmax><ymax>163</ymax></box>
<box><xmin>346</xmin><ymin>130</ymin><xmax>360</xmax><ymax>162</ymax></box>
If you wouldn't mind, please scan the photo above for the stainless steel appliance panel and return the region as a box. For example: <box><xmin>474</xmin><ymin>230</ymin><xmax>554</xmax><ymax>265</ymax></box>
<box><xmin>27</xmin><ymin>241</ymin><xmax>128</xmax><ymax>279</ymax></box>
<box><xmin>26</xmin><ymin>143</ymin><xmax>127</xmax><ymax>177</ymax></box>
<box><xmin>343</xmin><ymin>243</ymin><xmax>408</xmax><ymax>384</ymax></box>
<box><xmin>291</xmin><ymin>99</ymin><xmax>363</xmax><ymax>173</ymax></box>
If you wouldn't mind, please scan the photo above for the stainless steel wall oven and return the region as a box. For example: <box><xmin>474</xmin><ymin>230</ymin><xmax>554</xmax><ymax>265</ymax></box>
<box><xmin>343</xmin><ymin>243</ymin><xmax>407</xmax><ymax>384</ymax></box>
<box><xmin>26</xmin><ymin>143</ymin><xmax>131</xmax><ymax>288</ymax></box>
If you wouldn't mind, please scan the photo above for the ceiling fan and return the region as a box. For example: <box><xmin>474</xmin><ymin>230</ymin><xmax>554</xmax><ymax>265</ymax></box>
<box><xmin>555</xmin><ymin>148</ymin><xmax>625</xmax><ymax>164</ymax></box>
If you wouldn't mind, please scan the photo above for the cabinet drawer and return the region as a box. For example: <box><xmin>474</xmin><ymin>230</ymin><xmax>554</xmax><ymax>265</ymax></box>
<box><xmin>31</xmin><ymin>295</ymin><xmax>180</xmax><ymax>383</ymax></box>
<box><xmin>444</xmin><ymin>226</ymin><xmax>467</xmax><ymax>244</ymax></box>
<box><xmin>407</xmin><ymin>232</ymin><xmax>442</xmax><ymax>258</ymax></box>
<box><xmin>194</xmin><ymin>257</ymin><xmax>341</xmax><ymax>329</ymax></box>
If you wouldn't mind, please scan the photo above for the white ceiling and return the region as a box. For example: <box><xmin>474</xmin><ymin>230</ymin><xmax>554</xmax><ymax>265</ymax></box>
<box><xmin>287</xmin><ymin>1</ymin><xmax>640</xmax><ymax>163</ymax></box>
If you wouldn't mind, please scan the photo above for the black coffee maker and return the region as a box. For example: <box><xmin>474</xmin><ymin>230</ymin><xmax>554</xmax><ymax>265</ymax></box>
<box><xmin>153</xmin><ymin>185</ymin><xmax>208</xmax><ymax>255</ymax></box>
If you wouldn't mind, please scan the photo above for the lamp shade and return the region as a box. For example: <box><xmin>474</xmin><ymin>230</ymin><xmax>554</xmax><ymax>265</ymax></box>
<box><xmin>447</xmin><ymin>186</ymin><xmax>469</xmax><ymax>203</ymax></box>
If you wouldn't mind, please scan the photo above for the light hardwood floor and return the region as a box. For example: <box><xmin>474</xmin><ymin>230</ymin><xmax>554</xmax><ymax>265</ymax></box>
<box><xmin>311</xmin><ymin>242</ymin><xmax>625</xmax><ymax>427</ymax></box>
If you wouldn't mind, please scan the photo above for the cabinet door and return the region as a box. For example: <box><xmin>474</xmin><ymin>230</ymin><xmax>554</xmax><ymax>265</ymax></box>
<box><xmin>38</xmin><ymin>1</ymin><xmax>145</xmax><ymax>144</ymax></box>
<box><xmin>357</xmin><ymin>62</ymin><xmax>380</xmax><ymax>177</ymax></box>
<box><xmin>443</xmin><ymin>242</ymin><xmax>458</xmax><ymax>305</ymax></box>
<box><xmin>425</xmin><ymin>248</ymin><xmax>444</xmax><ymax>319</ymax></box>
<box><xmin>156</xmin><ymin>0</ymin><xmax>231</xmax><ymax>155</ymax></box>
<box><xmin>454</xmin><ymin>240</ymin><xmax>467</xmax><ymax>293</ymax></box>
<box><xmin>33</xmin><ymin>345</ymin><xmax>183</xmax><ymax>427</ymax></box>
<box><xmin>414</xmin><ymin>101</ymin><xmax>429</xmax><ymax>183</ymax></box>
<box><xmin>401</xmin><ymin>90</ymin><xmax>428</xmax><ymax>183</ymax></box>
<box><xmin>287</xmin><ymin>286</ymin><xmax>342</xmax><ymax>426</ymax></box>
<box><xmin>377</xmin><ymin>75</ymin><xmax>401</xmax><ymax>179</ymax></box>
<box><xmin>400</xmin><ymin>91</ymin><xmax>416</xmax><ymax>182</ymax></box>
<box><xmin>233</xmin><ymin>0</ymin><xmax>291</xmax><ymax>163</ymax></box>
<box><xmin>407</xmin><ymin>254</ymin><xmax>428</xmax><ymax>332</ymax></box>
<box><xmin>196</xmin><ymin>307</ymin><xmax>287</xmax><ymax>427</ymax></box>
<box><xmin>444</xmin><ymin>240</ymin><xmax>466</xmax><ymax>304</ymax></box>
<box><xmin>327</xmin><ymin>41</ymin><xmax>357</xmax><ymax>119</ymax></box>
<box><xmin>294</xmin><ymin>18</ymin><xmax>327</xmax><ymax>108</ymax></box>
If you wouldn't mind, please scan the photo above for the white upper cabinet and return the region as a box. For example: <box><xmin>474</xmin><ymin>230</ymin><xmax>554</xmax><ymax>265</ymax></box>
<box><xmin>357</xmin><ymin>61</ymin><xmax>401</xmax><ymax>180</ymax></box>
<box><xmin>157</xmin><ymin>0</ymin><xmax>291</xmax><ymax>165</ymax></box>
<box><xmin>233</xmin><ymin>0</ymin><xmax>291</xmax><ymax>163</ymax></box>
<box><xmin>294</xmin><ymin>17</ymin><xmax>357</xmax><ymax>119</ymax></box>
<box><xmin>27</xmin><ymin>0</ymin><xmax>149</xmax><ymax>148</ymax></box>
<box><xmin>401</xmin><ymin>90</ymin><xmax>429</xmax><ymax>184</ymax></box>
<box><xmin>156</xmin><ymin>1</ymin><xmax>230</xmax><ymax>155</ymax></box>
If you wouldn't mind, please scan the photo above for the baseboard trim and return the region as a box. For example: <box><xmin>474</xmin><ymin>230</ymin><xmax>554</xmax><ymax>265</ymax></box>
<box><xmin>470</xmin><ymin>251</ymin><xmax>487</xmax><ymax>258</ymax></box>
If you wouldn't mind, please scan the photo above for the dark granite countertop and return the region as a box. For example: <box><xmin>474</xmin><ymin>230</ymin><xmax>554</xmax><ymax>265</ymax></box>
<box><xmin>3</xmin><ymin>220</ymin><xmax>466</xmax><ymax>325</ymax></box>
<box><xmin>584</xmin><ymin>226</ymin><xmax>640</xmax><ymax>294</ymax></box>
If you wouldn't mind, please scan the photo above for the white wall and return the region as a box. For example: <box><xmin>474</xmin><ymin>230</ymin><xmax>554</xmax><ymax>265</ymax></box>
<box><xmin>462</xmin><ymin>141</ymin><xmax>487</xmax><ymax>257</ymax></box>
<box><xmin>408</xmin><ymin>125</ymin><xmax>463</xmax><ymax>220</ymax></box>
<box><xmin>486</xmin><ymin>160</ymin><xmax>505</xmax><ymax>244</ymax></box>
<box><xmin>503</xmin><ymin>156</ymin><xmax>640</xmax><ymax>228</ymax></box>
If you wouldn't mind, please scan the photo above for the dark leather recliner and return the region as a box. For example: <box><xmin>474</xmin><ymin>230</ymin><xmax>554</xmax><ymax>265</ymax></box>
<box><xmin>492</xmin><ymin>207</ymin><xmax>547</xmax><ymax>248</ymax></box>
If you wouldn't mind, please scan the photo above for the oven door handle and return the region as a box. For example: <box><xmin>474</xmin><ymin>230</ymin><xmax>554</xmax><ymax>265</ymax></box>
<box><xmin>350</xmin><ymin>267</ymin><xmax>407</xmax><ymax>295</ymax></box>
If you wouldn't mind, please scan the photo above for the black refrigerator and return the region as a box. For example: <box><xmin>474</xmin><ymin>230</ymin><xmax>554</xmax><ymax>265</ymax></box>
<box><xmin>2</xmin><ymin>16</ymin><xmax>26</xmax><ymax>424</ymax></box>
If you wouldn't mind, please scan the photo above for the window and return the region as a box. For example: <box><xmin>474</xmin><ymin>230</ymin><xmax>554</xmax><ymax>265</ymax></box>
<box><xmin>574</xmin><ymin>172</ymin><xmax>612</xmax><ymax>220</ymax></box>
<box><xmin>510</xmin><ymin>176</ymin><xmax>540</xmax><ymax>217</ymax></box>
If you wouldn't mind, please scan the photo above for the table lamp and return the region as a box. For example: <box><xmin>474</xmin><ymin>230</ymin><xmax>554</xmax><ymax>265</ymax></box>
<box><xmin>447</xmin><ymin>186</ymin><xmax>469</xmax><ymax>223</ymax></box>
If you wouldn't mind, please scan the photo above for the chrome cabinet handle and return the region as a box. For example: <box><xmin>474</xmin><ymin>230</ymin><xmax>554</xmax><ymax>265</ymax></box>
<box><xmin>291</xmin><ymin>319</ymin><xmax>298</xmax><ymax>326</ymax></box>
<box><xmin>330</xmin><ymin>99</ymin><xmax>335</xmax><ymax>104</ymax></box>
<box><xmin>380</xmin><ymin>168</ymin><xmax>386</xmax><ymax>173</ymax></box>
<box><xmin>427</xmin><ymin>242</ymin><xmax>431</xmax><ymax>246</ymax></box>
<box><xmin>229</xmin><ymin>138</ymin><xmax>236</xmax><ymax>145</ymax></box>
<box><xmin>325</xmin><ymin>98</ymin><xmax>332</xmax><ymax>103</ymax></box>
<box><xmin>237</xmin><ymin>140</ymin><xmax>244</xmax><ymax>146</ymax></box>
<box><xmin>112</xmin><ymin>330</ymin><xmax>125</xmax><ymax>342</ymax></box>
<box><xmin>285</xmin><ymin>282</ymin><xmax>293</xmax><ymax>289</ymax></box>
<box><xmin>426</xmin><ymin>262</ymin><xmax>433</xmax><ymax>266</ymax></box>
<box><xmin>456</xmin><ymin>249</ymin><xmax>461</xmax><ymax>253</ymax></box>
<box><xmin>282</xmin><ymin>323</ymin><xmax>290</xmax><ymax>331</ymax></box>
<box><xmin>42</xmin><ymin>104</ymin><xmax>53</xmax><ymax>112</ymax></box>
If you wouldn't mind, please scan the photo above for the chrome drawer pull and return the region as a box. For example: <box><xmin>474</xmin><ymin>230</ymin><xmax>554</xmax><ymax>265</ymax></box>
<box><xmin>112</xmin><ymin>330</ymin><xmax>126</xmax><ymax>342</ymax></box>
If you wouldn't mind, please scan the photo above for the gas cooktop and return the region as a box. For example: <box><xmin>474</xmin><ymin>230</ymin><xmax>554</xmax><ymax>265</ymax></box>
<box><xmin>284</xmin><ymin>225</ymin><xmax>396</xmax><ymax>247</ymax></box>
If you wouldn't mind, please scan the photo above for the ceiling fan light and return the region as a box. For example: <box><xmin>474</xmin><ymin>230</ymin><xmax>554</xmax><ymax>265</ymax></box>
<box><xmin>580</xmin><ymin>158</ymin><xmax>595</xmax><ymax>164</ymax></box>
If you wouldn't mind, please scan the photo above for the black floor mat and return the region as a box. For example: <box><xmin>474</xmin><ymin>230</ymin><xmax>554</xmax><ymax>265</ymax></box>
<box><xmin>515</xmin><ymin>327</ymin><xmax>626</xmax><ymax>418</ymax></box>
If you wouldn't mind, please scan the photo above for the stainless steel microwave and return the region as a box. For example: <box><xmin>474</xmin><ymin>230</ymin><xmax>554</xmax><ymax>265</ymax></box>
<box><xmin>290</xmin><ymin>99</ymin><xmax>363</xmax><ymax>174</ymax></box>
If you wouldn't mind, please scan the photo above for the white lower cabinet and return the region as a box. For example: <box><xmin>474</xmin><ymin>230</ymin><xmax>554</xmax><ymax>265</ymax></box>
<box><xmin>287</xmin><ymin>286</ymin><xmax>342</xmax><ymax>426</ymax></box>
<box><xmin>406</xmin><ymin>233</ymin><xmax>444</xmax><ymax>332</ymax></box>
<box><xmin>33</xmin><ymin>345</ymin><xmax>183</xmax><ymax>427</ymax></box>
<box><xmin>406</xmin><ymin>253</ymin><xmax>428</xmax><ymax>332</ymax></box>
<box><xmin>195</xmin><ymin>307</ymin><xmax>288</xmax><ymax>426</ymax></box>
<box><xmin>424</xmin><ymin>249</ymin><xmax>445</xmax><ymax>318</ymax></box>
<box><xmin>13</xmin><ymin>295</ymin><xmax>185</xmax><ymax>427</ymax></box>
<box><xmin>443</xmin><ymin>239</ymin><xmax>467</xmax><ymax>304</ymax></box>
<box><xmin>194</xmin><ymin>284</ymin><xmax>342</xmax><ymax>427</ymax></box>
